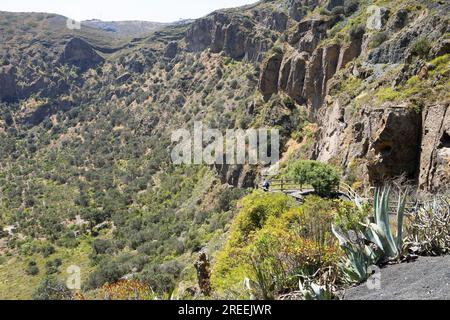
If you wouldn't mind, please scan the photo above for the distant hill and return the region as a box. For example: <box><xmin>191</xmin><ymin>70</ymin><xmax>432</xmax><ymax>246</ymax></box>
<box><xmin>82</xmin><ymin>19</ymin><xmax>169</xmax><ymax>38</ymax></box>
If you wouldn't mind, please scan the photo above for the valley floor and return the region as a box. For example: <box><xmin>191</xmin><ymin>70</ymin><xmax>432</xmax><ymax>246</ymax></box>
<box><xmin>344</xmin><ymin>256</ymin><xmax>450</xmax><ymax>300</ymax></box>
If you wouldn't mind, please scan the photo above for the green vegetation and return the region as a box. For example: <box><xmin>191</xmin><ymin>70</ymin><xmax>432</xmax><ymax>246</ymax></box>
<box><xmin>25</xmin><ymin>261</ymin><xmax>40</xmax><ymax>276</ymax></box>
<box><xmin>330</xmin><ymin>74</ymin><xmax>363</xmax><ymax>98</ymax></box>
<box><xmin>410</xmin><ymin>37</ymin><xmax>431</xmax><ymax>58</ymax></box>
<box><xmin>33</xmin><ymin>276</ymin><xmax>72</xmax><ymax>300</ymax></box>
<box><xmin>405</xmin><ymin>197</ymin><xmax>450</xmax><ymax>256</ymax></box>
<box><xmin>288</xmin><ymin>160</ymin><xmax>340</xmax><ymax>196</ymax></box>
<box><xmin>210</xmin><ymin>187</ymin><xmax>374</xmax><ymax>299</ymax></box>
<box><xmin>370</xmin><ymin>31</ymin><xmax>389</xmax><ymax>48</ymax></box>
<box><xmin>212</xmin><ymin>192</ymin><xmax>345</xmax><ymax>299</ymax></box>
<box><xmin>332</xmin><ymin>187</ymin><xmax>407</xmax><ymax>283</ymax></box>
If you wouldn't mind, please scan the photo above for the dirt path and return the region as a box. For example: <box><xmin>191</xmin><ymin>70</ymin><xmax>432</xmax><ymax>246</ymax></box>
<box><xmin>344</xmin><ymin>256</ymin><xmax>450</xmax><ymax>300</ymax></box>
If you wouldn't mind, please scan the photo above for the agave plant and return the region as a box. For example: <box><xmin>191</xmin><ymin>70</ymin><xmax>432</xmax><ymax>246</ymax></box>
<box><xmin>332</xmin><ymin>226</ymin><xmax>379</xmax><ymax>283</ymax></box>
<box><xmin>332</xmin><ymin>186</ymin><xmax>407</xmax><ymax>284</ymax></box>
<box><xmin>365</xmin><ymin>186</ymin><xmax>407</xmax><ymax>262</ymax></box>
<box><xmin>299</xmin><ymin>281</ymin><xmax>335</xmax><ymax>300</ymax></box>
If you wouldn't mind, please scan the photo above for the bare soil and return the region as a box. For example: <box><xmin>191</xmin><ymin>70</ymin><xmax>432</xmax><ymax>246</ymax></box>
<box><xmin>344</xmin><ymin>256</ymin><xmax>450</xmax><ymax>300</ymax></box>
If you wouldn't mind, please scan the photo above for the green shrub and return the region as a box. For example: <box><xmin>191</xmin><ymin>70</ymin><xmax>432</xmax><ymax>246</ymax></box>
<box><xmin>288</xmin><ymin>160</ymin><xmax>341</xmax><ymax>196</ymax></box>
<box><xmin>271</xmin><ymin>46</ymin><xmax>283</xmax><ymax>55</ymax></box>
<box><xmin>371</xmin><ymin>31</ymin><xmax>389</xmax><ymax>48</ymax></box>
<box><xmin>233</xmin><ymin>191</ymin><xmax>296</xmax><ymax>242</ymax></box>
<box><xmin>375</xmin><ymin>87</ymin><xmax>400</xmax><ymax>103</ymax></box>
<box><xmin>331</xmin><ymin>6</ymin><xmax>345</xmax><ymax>16</ymax></box>
<box><xmin>45</xmin><ymin>258</ymin><xmax>62</xmax><ymax>275</ymax></box>
<box><xmin>41</xmin><ymin>244</ymin><xmax>55</xmax><ymax>258</ymax></box>
<box><xmin>344</xmin><ymin>0</ymin><xmax>359</xmax><ymax>16</ymax></box>
<box><xmin>212</xmin><ymin>194</ymin><xmax>343</xmax><ymax>299</ymax></box>
<box><xmin>334</xmin><ymin>200</ymin><xmax>369</xmax><ymax>232</ymax></box>
<box><xmin>410</xmin><ymin>37</ymin><xmax>431</xmax><ymax>58</ymax></box>
<box><xmin>211</xmin><ymin>191</ymin><xmax>295</xmax><ymax>293</ymax></box>
<box><xmin>283</xmin><ymin>96</ymin><xmax>295</xmax><ymax>109</ymax></box>
<box><xmin>33</xmin><ymin>276</ymin><xmax>72</xmax><ymax>300</ymax></box>
<box><xmin>25</xmin><ymin>261</ymin><xmax>40</xmax><ymax>276</ymax></box>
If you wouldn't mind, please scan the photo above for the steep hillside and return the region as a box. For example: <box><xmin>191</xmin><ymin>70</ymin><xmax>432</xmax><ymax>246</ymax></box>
<box><xmin>0</xmin><ymin>0</ymin><xmax>448</xmax><ymax>299</ymax></box>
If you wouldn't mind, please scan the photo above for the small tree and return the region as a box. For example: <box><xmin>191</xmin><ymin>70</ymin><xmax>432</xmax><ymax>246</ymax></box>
<box><xmin>288</xmin><ymin>160</ymin><xmax>340</xmax><ymax>197</ymax></box>
<box><xmin>33</xmin><ymin>276</ymin><xmax>73</xmax><ymax>300</ymax></box>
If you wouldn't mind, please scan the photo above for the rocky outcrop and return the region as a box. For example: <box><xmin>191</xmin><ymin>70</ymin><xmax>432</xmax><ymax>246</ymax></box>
<box><xmin>185</xmin><ymin>12</ymin><xmax>275</xmax><ymax>61</ymax></box>
<box><xmin>432</xmin><ymin>39</ymin><xmax>450</xmax><ymax>58</ymax></box>
<box><xmin>195</xmin><ymin>252</ymin><xmax>211</xmax><ymax>296</ymax></box>
<box><xmin>0</xmin><ymin>65</ymin><xmax>17</xmax><ymax>102</ymax></box>
<box><xmin>279</xmin><ymin>51</ymin><xmax>308</xmax><ymax>103</ymax></box>
<box><xmin>252</xmin><ymin>8</ymin><xmax>288</xmax><ymax>32</ymax></box>
<box><xmin>366</xmin><ymin>108</ymin><xmax>421</xmax><ymax>184</ymax></box>
<box><xmin>289</xmin><ymin>18</ymin><xmax>332</xmax><ymax>53</ymax></box>
<box><xmin>259</xmin><ymin>52</ymin><xmax>283</xmax><ymax>98</ymax></box>
<box><xmin>164</xmin><ymin>41</ymin><xmax>178</xmax><ymax>59</ymax></box>
<box><xmin>60</xmin><ymin>38</ymin><xmax>104</xmax><ymax>71</ymax></box>
<box><xmin>369</xmin><ymin>13</ymin><xmax>448</xmax><ymax>64</ymax></box>
<box><xmin>216</xmin><ymin>164</ymin><xmax>257</xmax><ymax>189</ymax></box>
<box><xmin>419</xmin><ymin>104</ymin><xmax>450</xmax><ymax>193</ymax></box>
<box><xmin>326</xmin><ymin>0</ymin><xmax>344</xmax><ymax>11</ymax></box>
<box><xmin>316</xmin><ymin>102</ymin><xmax>422</xmax><ymax>185</ymax></box>
<box><xmin>258</xmin><ymin>12</ymin><xmax>364</xmax><ymax>109</ymax></box>
<box><xmin>315</xmin><ymin>100</ymin><xmax>450</xmax><ymax>193</ymax></box>
<box><xmin>287</xmin><ymin>0</ymin><xmax>319</xmax><ymax>21</ymax></box>
<box><xmin>260</xmin><ymin>41</ymin><xmax>358</xmax><ymax>109</ymax></box>
<box><xmin>302</xmin><ymin>47</ymin><xmax>325</xmax><ymax>109</ymax></box>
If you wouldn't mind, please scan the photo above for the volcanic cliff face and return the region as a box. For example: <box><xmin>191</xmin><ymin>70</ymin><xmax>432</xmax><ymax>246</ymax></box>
<box><xmin>253</xmin><ymin>0</ymin><xmax>450</xmax><ymax>193</ymax></box>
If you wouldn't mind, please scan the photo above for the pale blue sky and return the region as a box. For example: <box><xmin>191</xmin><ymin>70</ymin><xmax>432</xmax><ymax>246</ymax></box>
<box><xmin>0</xmin><ymin>0</ymin><xmax>259</xmax><ymax>22</ymax></box>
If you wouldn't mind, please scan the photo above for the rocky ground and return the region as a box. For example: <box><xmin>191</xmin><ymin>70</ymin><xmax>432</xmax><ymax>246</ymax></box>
<box><xmin>344</xmin><ymin>255</ymin><xmax>450</xmax><ymax>300</ymax></box>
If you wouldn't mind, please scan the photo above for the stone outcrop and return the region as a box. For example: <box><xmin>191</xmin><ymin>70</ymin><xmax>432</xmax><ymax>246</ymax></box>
<box><xmin>289</xmin><ymin>18</ymin><xmax>332</xmax><ymax>53</ymax></box>
<box><xmin>164</xmin><ymin>41</ymin><xmax>178</xmax><ymax>59</ymax></box>
<box><xmin>195</xmin><ymin>252</ymin><xmax>212</xmax><ymax>296</ymax></box>
<box><xmin>259</xmin><ymin>41</ymin><xmax>362</xmax><ymax>109</ymax></box>
<box><xmin>258</xmin><ymin>13</ymin><xmax>364</xmax><ymax>109</ymax></box>
<box><xmin>369</xmin><ymin>13</ymin><xmax>448</xmax><ymax>64</ymax></box>
<box><xmin>185</xmin><ymin>12</ymin><xmax>275</xmax><ymax>61</ymax></box>
<box><xmin>279</xmin><ymin>51</ymin><xmax>308</xmax><ymax>103</ymax></box>
<box><xmin>287</xmin><ymin>0</ymin><xmax>319</xmax><ymax>21</ymax></box>
<box><xmin>314</xmin><ymin>100</ymin><xmax>450</xmax><ymax>193</ymax></box>
<box><xmin>337</xmin><ymin>37</ymin><xmax>363</xmax><ymax>71</ymax></box>
<box><xmin>0</xmin><ymin>65</ymin><xmax>18</xmax><ymax>102</ymax></box>
<box><xmin>419</xmin><ymin>104</ymin><xmax>450</xmax><ymax>193</ymax></box>
<box><xmin>259</xmin><ymin>51</ymin><xmax>283</xmax><ymax>98</ymax></box>
<box><xmin>60</xmin><ymin>38</ymin><xmax>104</xmax><ymax>71</ymax></box>
<box><xmin>252</xmin><ymin>8</ymin><xmax>288</xmax><ymax>32</ymax></box>
<box><xmin>366</xmin><ymin>108</ymin><xmax>421</xmax><ymax>184</ymax></box>
<box><xmin>326</xmin><ymin>0</ymin><xmax>344</xmax><ymax>10</ymax></box>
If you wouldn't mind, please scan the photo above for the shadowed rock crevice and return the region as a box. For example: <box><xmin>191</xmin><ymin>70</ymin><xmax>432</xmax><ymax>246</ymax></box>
<box><xmin>60</xmin><ymin>38</ymin><xmax>104</xmax><ymax>71</ymax></box>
